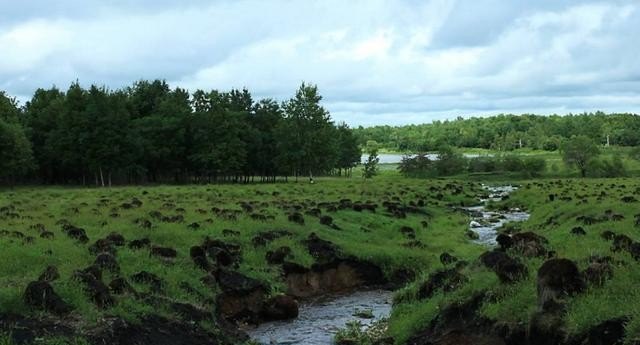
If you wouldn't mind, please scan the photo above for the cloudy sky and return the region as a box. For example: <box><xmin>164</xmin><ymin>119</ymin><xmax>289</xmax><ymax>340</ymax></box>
<box><xmin>1</xmin><ymin>0</ymin><xmax>639</xmax><ymax>126</ymax></box>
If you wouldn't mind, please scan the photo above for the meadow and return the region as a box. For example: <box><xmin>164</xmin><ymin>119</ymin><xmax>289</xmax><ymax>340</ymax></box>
<box><xmin>1</xmin><ymin>158</ymin><xmax>640</xmax><ymax>345</ymax></box>
<box><xmin>0</xmin><ymin>176</ymin><xmax>480</xmax><ymax>344</ymax></box>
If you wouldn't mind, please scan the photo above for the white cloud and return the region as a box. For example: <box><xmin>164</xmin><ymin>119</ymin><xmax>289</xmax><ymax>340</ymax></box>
<box><xmin>0</xmin><ymin>0</ymin><xmax>639</xmax><ymax>125</ymax></box>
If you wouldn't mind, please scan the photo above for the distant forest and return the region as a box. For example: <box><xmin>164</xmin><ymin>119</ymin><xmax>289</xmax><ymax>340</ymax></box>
<box><xmin>0</xmin><ymin>80</ymin><xmax>361</xmax><ymax>185</ymax></box>
<box><xmin>354</xmin><ymin>113</ymin><xmax>640</xmax><ymax>152</ymax></box>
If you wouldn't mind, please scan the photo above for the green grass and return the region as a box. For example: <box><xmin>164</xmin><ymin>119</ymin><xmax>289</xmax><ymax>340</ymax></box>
<box><xmin>3</xmin><ymin>175</ymin><xmax>640</xmax><ymax>344</ymax></box>
<box><xmin>384</xmin><ymin>177</ymin><xmax>640</xmax><ymax>344</ymax></box>
<box><xmin>0</xmin><ymin>176</ymin><xmax>483</xmax><ymax>340</ymax></box>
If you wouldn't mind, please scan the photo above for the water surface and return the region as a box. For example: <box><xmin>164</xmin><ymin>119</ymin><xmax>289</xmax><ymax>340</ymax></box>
<box><xmin>360</xmin><ymin>153</ymin><xmax>487</xmax><ymax>164</ymax></box>
<box><xmin>247</xmin><ymin>290</ymin><xmax>392</xmax><ymax>345</ymax></box>
<box><xmin>464</xmin><ymin>185</ymin><xmax>530</xmax><ymax>246</ymax></box>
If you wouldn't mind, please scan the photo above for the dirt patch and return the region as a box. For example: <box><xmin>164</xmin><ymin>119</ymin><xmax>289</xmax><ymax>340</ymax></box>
<box><xmin>284</xmin><ymin>258</ymin><xmax>386</xmax><ymax>298</ymax></box>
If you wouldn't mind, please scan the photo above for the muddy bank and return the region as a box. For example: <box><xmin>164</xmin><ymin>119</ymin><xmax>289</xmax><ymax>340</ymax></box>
<box><xmin>216</xmin><ymin>231</ymin><xmax>390</xmax><ymax>325</ymax></box>
<box><xmin>0</xmin><ymin>313</ymin><xmax>244</xmax><ymax>345</ymax></box>
<box><xmin>283</xmin><ymin>258</ymin><xmax>388</xmax><ymax>298</ymax></box>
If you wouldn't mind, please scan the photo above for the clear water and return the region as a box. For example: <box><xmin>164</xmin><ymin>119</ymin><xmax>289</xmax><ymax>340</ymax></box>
<box><xmin>360</xmin><ymin>153</ymin><xmax>488</xmax><ymax>164</ymax></box>
<box><xmin>246</xmin><ymin>290</ymin><xmax>392</xmax><ymax>345</ymax></box>
<box><xmin>465</xmin><ymin>185</ymin><xmax>530</xmax><ymax>246</ymax></box>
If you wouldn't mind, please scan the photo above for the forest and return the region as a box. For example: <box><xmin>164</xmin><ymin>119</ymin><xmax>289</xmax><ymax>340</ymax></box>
<box><xmin>0</xmin><ymin>81</ymin><xmax>361</xmax><ymax>186</ymax></box>
<box><xmin>354</xmin><ymin>113</ymin><xmax>640</xmax><ymax>152</ymax></box>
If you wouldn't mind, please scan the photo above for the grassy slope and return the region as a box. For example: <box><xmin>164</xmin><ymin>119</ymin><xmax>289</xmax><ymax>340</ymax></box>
<box><xmin>388</xmin><ymin>177</ymin><xmax>640</xmax><ymax>344</ymax></box>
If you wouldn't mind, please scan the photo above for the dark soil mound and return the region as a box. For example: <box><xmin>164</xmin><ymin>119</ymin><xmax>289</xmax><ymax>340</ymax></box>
<box><xmin>261</xmin><ymin>295</ymin><xmax>299</xmax><ymax>321</ymax></box>
<box><xmin>37</xmin><ymin>265</ymin><xmax>59</xmax><ymax>282</ymax></box>
<box><xmin>87</xmin><ymin>315</ymin><xmax>231</xmax><ymax>345</ymax></box>
<box><xmin>266</xmin><ymin>246</ymin><xmax>292</xmax><ymax>265</ymax></box>
<box><xmin>23</xmin><ymin>281</ymin><xmax>72</xmax><ymax>315</ymax></box>
<box><xmin>537</xmin><ymin>258</ymin><xmax>585</xmax><ymax>312</ymax></box>
<box><xmin>304</xmin><ymin>232</ymin><xmax>339</xmax><ymax>262</ymax></box>
<box><xmin>480</xmin><ymin>250</ymin><xmax>528</xmax><ymax>283</ymax></box>
<box><xmin>417</xmin><ymin>268</ymin><xmax>468</xmax><ymax>299</ymax></box>
<box><xmin>73</xmin><ymin>271</ymin><xmax>114</xmax><ymax>308</ymax></box>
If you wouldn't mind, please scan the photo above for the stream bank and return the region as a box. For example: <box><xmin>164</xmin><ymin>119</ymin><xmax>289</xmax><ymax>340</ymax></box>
<box><xmin>247</xmin><ymin>185</ymin><xmax>527</xmax><ymax>345</ymax></box>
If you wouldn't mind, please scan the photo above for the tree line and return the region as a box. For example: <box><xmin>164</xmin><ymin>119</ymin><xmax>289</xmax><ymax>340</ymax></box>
<box><xmin>354</xmin><ymin>112</ymin><xmax>640</xmax><ymax>152</ymax></box>
<box><xmin>399</xmin><ymin>136</ymin><xmax>629</xmax><ymax>179</ymax></box>
<box><xmin>0</xmin><ymin>81</ymin><xmax>361</xmax><ymax>185</ymax></box>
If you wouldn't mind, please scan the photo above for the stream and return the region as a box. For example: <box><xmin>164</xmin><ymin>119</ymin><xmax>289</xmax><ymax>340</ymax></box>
<box><xmin>248</xmin><ymin>185</ymin><xmax>527</xmax><ymax>344</ymax></box>
<box><xmin>246</xmin><ymin>289</ymin><xmax>393</xmax><ymax>345</ymax></box>
<box><xmin>464</xmin><ymin>185</ymin><xmax>530</xmax><ymax>246</ymax></box>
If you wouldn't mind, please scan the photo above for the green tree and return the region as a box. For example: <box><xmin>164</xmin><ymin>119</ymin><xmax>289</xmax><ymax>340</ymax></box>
<box><xmin>134</xmin><ymin>86</ymin><xmax>190</xmax><ymax>182</ymax></box>
<box><xmin>85</xmin><ymin>86</ymin><xmax>141</xmax><ymax>186</ymax></box>
<box><xmin>280</xmin><ymin>82</ymin><xmax>337</xmax><ymax>180</ymax></box>
<box><xmin>363</xmin><ymin>148</ymin><xmax>379</xmax><ymax>179</ymax></box>
<box><xmin>561</xmin><ymin>135</ymin><xmax>600</xmax><ymax>177</ymax></box>
<box><xmin>24</xmin><ymin>88</ymin><xmax>66</xmax><ymax>182</ymax></box>
<box><xmin>0</xmin><ymin>91</ymin><xmax>21</xmax><ymax>123</ymax></box>
<box><xmin>53</xmin><ymin>82</ymin><xmax>90</xmax><ymax>183</ymax></box>
<box><xmin>250</xmin><ymin>98</ymin><xmax>283</xmax><ymax>181</ymax></box>
<box><xmin>0</xmin><ymin>119</ymin><xmax>33</xmax><ymax>183</ymax></box>
<box><xmin>435</xmin><ymin>145</ymin><xmax>466</xmax><ymax>176</ymax></box>
<box><xmin>335</xmin><ymin>122</ymin><xmax>361</xmax><ymax>177</ymax></box>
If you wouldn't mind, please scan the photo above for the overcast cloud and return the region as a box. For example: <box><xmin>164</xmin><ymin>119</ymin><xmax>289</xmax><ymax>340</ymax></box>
<box><xmin>1</xmin><ymin>0</ymin><xmax>639</xmax><ymax>126</ymax></box>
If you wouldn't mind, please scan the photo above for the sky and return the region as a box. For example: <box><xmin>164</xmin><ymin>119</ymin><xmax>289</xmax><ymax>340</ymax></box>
<box><xmin>1</xmin><ymin>0</ymin><xmax>639</xmax><ymax>126</ymax></box>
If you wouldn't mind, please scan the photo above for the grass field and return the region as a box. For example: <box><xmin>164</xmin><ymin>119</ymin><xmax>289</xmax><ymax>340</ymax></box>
<box><xmin>386</xmin><ymin>177</ymin><xmax>640</xmax><ymax>345</ymax></box>
<box><xmin>0</xmin><ymin>176</ymin><xmax>482</xmax><ymax>344</ymax></box>
<box><xmin>1</xmin><ymin>166</ymin><xmax>640</xmax><ymax>344</ymax></box>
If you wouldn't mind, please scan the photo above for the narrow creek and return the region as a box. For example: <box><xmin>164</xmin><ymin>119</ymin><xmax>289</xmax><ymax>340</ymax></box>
<box><xmin>246</xmin><ymin>289</ymin><xmax>393</xmax><ymax>345</ymax></box>
<box><xmin>248</xmin><ymin>185</ymin><xmax>528</xmax><ymax>344</ymax></box>
<box><xmin>464</xmin><ymin>185</ymin><xmax>530</xmax><ymax>246</ymax></box>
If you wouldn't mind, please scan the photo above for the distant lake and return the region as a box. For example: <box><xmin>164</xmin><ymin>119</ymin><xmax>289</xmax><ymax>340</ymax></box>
<box><xmin>360</xmin><ymin>153</ymin><xmax>485</xmax><ymax>164</ymax></box>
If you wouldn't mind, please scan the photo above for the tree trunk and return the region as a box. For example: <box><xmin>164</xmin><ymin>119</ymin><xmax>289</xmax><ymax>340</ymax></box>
<box><xmin>99</xmin><ymin>167</ymin><xmax>105</xmax><ymax>187</ymax></box>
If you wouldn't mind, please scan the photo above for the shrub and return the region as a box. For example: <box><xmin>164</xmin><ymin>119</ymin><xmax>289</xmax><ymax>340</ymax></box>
<box><xmin>501</xmin><ymin>155</ymin><xmax>524</xmax><ymax>172</ymax></box>
<box><xmin>435</xmin><ymin>146</ymin><xmax>466</xmax><ymax>176</ymax></box>
<box><xmin>522</xmin><ymin>157</ymin><xmax>546</xmax><ymax>177</ymax></box>
<box><xmin>586</xmin><ymin>155</ymin><xmax>626</xmax><ymax>178</ymax></box>
<box><xmin>542</xmin><ymin>138</ymin><xmax>560</xmax><ymax>151</ymax></box>
<box><xmin>468</xmin><ymin>156</ymin><xmax>498</xmax><ymax>173</ymax></box>
<box><xmin>398</xmin><ymin>154</ymin><xmax>435</xmax><ymax>178</ymax></box>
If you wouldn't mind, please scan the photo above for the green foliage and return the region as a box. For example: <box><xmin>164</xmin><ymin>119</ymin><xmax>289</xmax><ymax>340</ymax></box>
<box><xmin>585</xmin><ymin>155</ymin><xmax>627</xmax><ymax>177</ymax></box>
<box><xmin>0</xmin><ymin>91</ymin><xmax>20</xmax><ymax>123</ymax></box>
<box><xmin>334</xmin><ymin>318</ymin><xmax>390</xmax><ymax>345</ymax></box>
<box><xmin>354</xmin><ymin>112</ymin><xmax>640</xmax><ymax>152</ymax></box>
<box><xmin>467</xmin><ymin>156</ymin><xmax>498</xmax><ymax>173</ymax></box>
<box><xmin>501</xmin><ymin>154</ymin><xmax>524</xmax><ymax>172</ymax></box>
<box><xmin>0</xmin><ymin>334</ymin><xmax>90</xmax><ymax>345</ymax></box>
<box><xmin>363</xmin><ymin>149</ymin><xmax>379</xmax><ymax>179</ymax></box>
<box><xmin>435</xmin><ymin>146</ymin><xmax>466</xmax><ymax>176</ymax></box>
<box><xmin>279</xmin><ymin>82</ymin><xmax>339</xmax><ymax>178</ymax></box>
<box><xmin>400</xmin><ymin>152</ymin><xmax>546</xmax><ymax>178</ymax></box>
<box><xmin>542</xmin><ymin>136</ymin><xmax>562</xmax><ymax>151</ymax></box>
<box><xmin>336</xmin><ymin>122</ymin><xmax>362</xmax><ymax>176</ymax></box>
<box><xmin>398</xmin><ymin>154</ymin><xmax>434</xmax><ymax>178</ymax></box>
<box><xmin>628</xmin><ymin>146</ymin><xmax>640</xmax><ymax>161</ymax></box>
<box><xmin>2</xmin><ymin>80</ymin><xmax>361</xmax><ymax>185</ymax></box>
<box><xmin>0</xmin><ymin>119</ymin><xmax>34</xmax><ymax>183</ymax></box>
<box><xmin>522</xmin><ymin>156</ymin><xmax>546</xmax><ymax>177</ymax></box>
<box><xmin>335</xmin><ymin>320</ymin><xmax>374</xmax><ymax>345</ymax></box>
<box><xmin>561</xmin><ymin>135</ymin><xmax>601</xmax><ymax>177</ymax></box>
